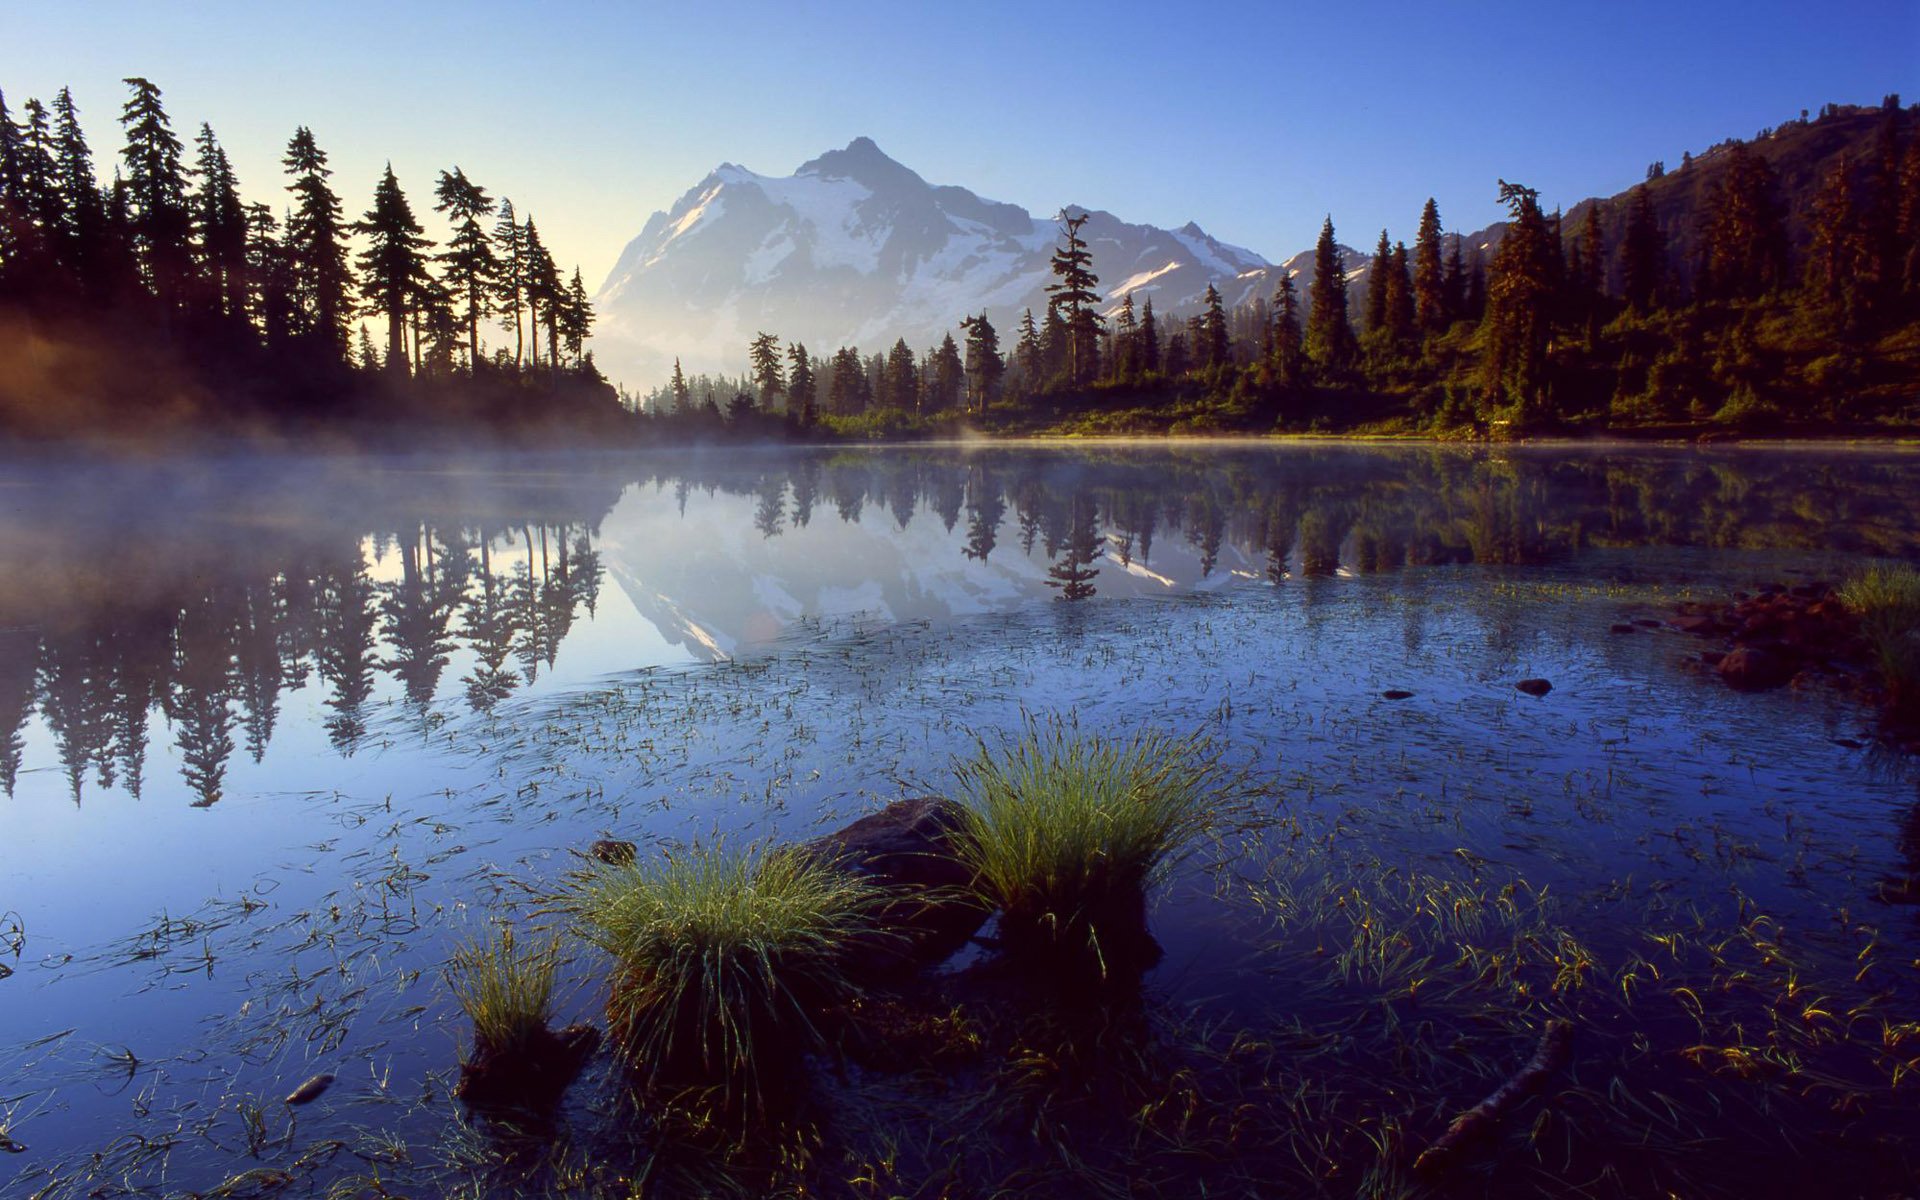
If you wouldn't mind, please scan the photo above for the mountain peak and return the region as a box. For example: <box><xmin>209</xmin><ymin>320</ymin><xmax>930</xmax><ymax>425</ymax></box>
<box><xmin>797</xmin><ymin>136</ymin><xmax>924</xmax><ymax>190</ymax></box>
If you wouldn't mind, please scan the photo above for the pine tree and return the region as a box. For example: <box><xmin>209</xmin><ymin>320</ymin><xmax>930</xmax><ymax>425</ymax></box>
<box><xmin>669</xmin><ymin>357</ymin><xmax>691</xmax><ymax>413</ymax></box>
<box><xmin>245</xmin><ymin>203</ymin><xmax>293</xmax><ymax>346</ymax></box>
<box><xmin>1112</xmin><ymin>292</ymin><xmax>1138</xmax><ymax>379</ymax></box>
<box><xmin>282</xmin><ymin>126</ymin><xmax>352</xmax><ymax>357</ymax></box>
<box><xmin>1805</xmin><ymin>155</ymin><xmax>1870</xmax><ymax>324</ymax></box>
<box><xmin>1045</xmin><ymin>493</ymin><xmax>1103</xmax><ymax>602</ymax></box>
<box><xmin>1305</xmin><ymin>216</ymin><xmax>1356</xmax><ymax>370</ymax></box>
<box><xmin>1045</xmin><ymin>212</ymin><xmax>1102</xmax><ymax>386</ymax></box>
<box><xmin>190</xmin><ymin>123</ymin><xmax>247</xmax><ymax>321</ymax></box>
<box><xmin>883</xmin><ymin>338</ymin><xmax>918</xmax><ymax>410</ymax></box>
<box><xmin>786</xmin><ymin>342</ymin><xmax>817</xmax><ymax>425</ymax></box>
<box><xmin>118</xmin><ymin>78</ymin><xmax>192</xmax><ymax>311</ymax></box>
<box><xmin>522</xmin><ymin>218</ymin><xmax>561</xmax><ymax>366</ymax></box>
<box><xmin>492</xmin><ymin>198</ymin><xmax>527</xmax><ymax>367</ymax></box>
<box><xmin>1386</xmin><ymin>242</ymin><xmax>1415</xmax><ymax>345</ymax></box>
<box><xmin>1139</xmin><ymin>296</ymin><xmax>1159</xmax><ymax>375</ymax></box>
<box><xmin>1619</xmin><ymin>184</ymin><xmax>1665</xmax><ymax>312</ymax></box>
<box><xmin>1700</xmin><ymin>143</ymin><xmax>1788</xmax><ymax>301</ymax></box>
<box><xmin>960</xmin><ymin>313</ymin><xmax>1002</xmax><ymax>413</ymax></box>
<box><xmin>1413</xmin><ymin>198</ymin><xmax>1446</xmax><ymax>333</ymax></box>
<box><xmin>1365</xmin><ymin>229</ymin><xmax>1392</xmax><ymax>334</ymax></box>
<box><xmin>1199</xmin><ymin>283</ymin><xmax>1230</xmax><ymax>369</ymax></box>
<box><xmin>1015</xmin><ymin>307</ymin><xmax>1042</xmax><ymax>385</ymax></box>
<box><xmin>355</xmin><ymin>164</ymin><xmax>432</xmax><ymax>373</ymax></box>
<box><xmin>50</xmin><ymin>88</ymin><xmax>105</xmax><ymax>298</ymax></box>
<box><xmin>748</xmin><ymin>332</ymin><xmax>785</xmax><ymax>408</ymax></box>
<box><xmin>1164</xmin><ymin>330</ymin><xmax>1190</xmax><ymax>377</ymax></box>
<box><xmin>433</xmin><ymin>166</ymin><xmax>497</xmax><ymax>370</ymax></box>
<box><xmin>927</xmin><ymin>333</ymin><xmax>964</xmax><ymax>412</ymax></box>
<box><xmin>1484</xmin><ymin>180</ymin><xmax>1560</xmax><ymax>419</ymax></box>
<box><xmin>1272</xmin><ymin>273</ymin><xmax>1303</xmax><ymax>387</ymax></box>
<box><xmin>559</xmin><ymin>268</ymin><xmax>593</xmax><ymax>364</ymax></box>
<box><xmin>0</xmin><ymin>89</ymin><xmax>33</xmax><ymax>297</ymax></box>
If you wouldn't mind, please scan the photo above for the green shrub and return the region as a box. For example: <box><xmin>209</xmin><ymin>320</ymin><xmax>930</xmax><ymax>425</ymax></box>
<box><xmin>952</xmin><ymin>718</ymin><xmax>1229</xmax><ymax>977</ymax></box>
<box><xmin>570</xmin><ymin>843</ymin><xmax>885</xmax><ymax>1106</ymax></box>
<box><xmin>445</xmin><ymin>926</ymin><xmax>559</xmax><ymax>1057</ymax></box>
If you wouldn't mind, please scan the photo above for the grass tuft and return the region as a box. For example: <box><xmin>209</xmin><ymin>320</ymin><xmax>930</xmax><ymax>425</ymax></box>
<box><xmin>444</xmin><ymin>926</ymin><xmax>558</xmax><ymax>1057</ymax></box>
<box><xmin>570</xmin><ymin>842</ymin><xmax>885</xmax><ymax>1106</ymax></box>
<box><xmin>952</xmin><ymin>717</ymin><xmax>1229</xmax><ymax>973</ymax></box>
<box><xmin>1840</xmin><ymin>561</ymin><xmax>1920</xmax><ymax>714</ymax></box>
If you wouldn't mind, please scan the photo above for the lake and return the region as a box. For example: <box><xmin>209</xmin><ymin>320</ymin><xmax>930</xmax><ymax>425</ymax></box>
<box><xmin>3</xmin><ymin>442</ymin><xmax>1919</xmax><ymax>1198</ymax></box>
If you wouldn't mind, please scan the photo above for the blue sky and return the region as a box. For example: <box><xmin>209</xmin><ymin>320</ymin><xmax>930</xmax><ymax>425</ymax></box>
<box><xmin>5</xmin><ymin>0</ymin><xmax>1915</xmax><ymax>287</ymax></box>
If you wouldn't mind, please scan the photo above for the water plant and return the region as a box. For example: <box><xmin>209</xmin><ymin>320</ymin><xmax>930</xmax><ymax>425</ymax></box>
<box><xmin>444</xmin><ymin>927</ymin><xmax>559</xmax><ymax>1060</ymax></box>
<box><xmin>570</xmin><ymin>842</ymin><xmax>887</xmax><ymax>1108</ymax></box>
<box><xmin>1841</xmin><ymin>561</ymin><xmax>1920</xmax><ymax>715</ymax></box>
<box><xmin>951</xmin><ymin>718</ymin><xmax>1229</xmax><ymax>978</ymax></box>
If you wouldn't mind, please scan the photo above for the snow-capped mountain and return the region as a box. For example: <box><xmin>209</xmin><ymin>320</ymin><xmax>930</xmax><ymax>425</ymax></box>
<box><xmin>592</xmin><ymin>137</ymin><xmax>1378</xmax><ymax>388</ymax></box>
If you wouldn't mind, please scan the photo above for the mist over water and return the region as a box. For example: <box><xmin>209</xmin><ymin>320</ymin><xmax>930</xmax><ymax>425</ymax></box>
<box><xmin>4</xmin><ymin>442</ymin><xmax>1920</xmax><ymax>1195</ymax></box>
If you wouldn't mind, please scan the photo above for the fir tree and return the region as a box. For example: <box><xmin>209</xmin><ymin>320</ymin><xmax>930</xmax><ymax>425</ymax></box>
<box><xmin>1045</xmin><ymin>493</ymin><xmax>1104</xmax><ymax>602</ymax></box>
<box><xmin>786</xmin><ymin>342</ymin><xmax>817</xmax><ymax>425</ymax></box>
<box><xmin>50</xmin><ymin>88</ymin><xmax>105</xmax><ymax>297</ymax></box>
<box><xmin>1484</xmin><ymin>180</ymin><xmax>1560</xmax><ymax>420</ymax></box>
<box><xmin>1045</xmin><ymin>212</ymin><xmax>1102</xmax><ymax>386</ymax></box>
<box><xmin>928</xmin><ymin>333</ymin><xmax>965</xmax><ymax>412</ymax></box>
<box><xmin>1199</xmin><ymin>283</ymin><xmax>1230</xmax><ymax>369</ymax></box>
<box><xmin>884</xmin><ymin>338</ymin><xmax>918</xmax><ymax>410</ymax></box>
<box><xmin>559</xmin><ymin>267</ymin><xmax>593</xmax><ymax>364</ymax></box>
<box><xmin>960</xmin><ymin>313</ymin><xmax>1002</xmax><ymax>413</ymax></box>
<box><xmin>1619</xmin><ymin>184</ymin><xmax>1665</xmax><ymax>312</ymax></box>
<box><xmin>1164</xmin><ymin>330</ymin><xmax>1190</xmax><ymax>377</ymax></box>
<box><xmin>1365</xmin><ymin>229</ymin><xmax>1393</xmax><ymax>334</ymax></box>
<box><xmin>1386</xmin><ymin>242</ymin><xmax>1415</xmax><ymax>344</ymax></box>
<box><xmin>1413</xmin><ymin>198</ymin><xmax>1446</xmax><ymax>332</ymax></box>
<box><xmin>669</xmin><ymin>357</ymin><xmax>691</xmax><ymax>413</ymax></box>
<box><xmin>1139</xmin><ymin>296</ymin><xmax>1160</xmax><ymax>374</ymax></box>
<box><xmin>492</xmin><ymin>197</ymin><xmax>527</xmax><ymax>366</ymax></box>
<box><xmin>1700</xmin><ymin>143</ymin><xmax>1788</xmax><ymax>301</ymax></box>
<box><xmin>1015</xmin><ymin>307</ymin><xmax>1042</xmax><ymax>384</ymax></box>
<box><xmin>523</xmin><ymin>218</ymin><xmax>561</xmax><ymax>366</ymax></box>
<box><xmin>282</xmin><ymin>126</ymin><xmax>352</xmax><ymax>356</ymax></box>
<box><xmin>118</xmin><ymin>78</ymin><xmax>192</xmax><ymax>311</ymax></box>
<box><xmin>1112</xmin><ymin>292</ymin><xmax>1138</xmax><ymax>379</ymax></box>
<box><xmin>1272</xmin><ymin>273</ymin><xmax>1303</xmax><ymax>387</ymax></box>
<box><xmin>748</xmin><ymin>331</ymin><xmax>785</xmax><ymax>408</ymax></box>
<box><xmin>433</xmin><ymin>166</ymin><xmax>497</xmax><ymax>369</ymax></box>
<box><xmin>1305</xmin><ymin>216</ymin><xmax>1356</xmax><ymax>370</ymax></box>
<box><xmin>1805</xmin><ymin>154</ymin><xmax>1870</xmax><ymax>324</ymax></box>
<box><xmin>355</xmin><ymin>165</ymin><xmax>432</xmax><ymax>373</ymax></box>
<box><xmin>190</xmin><ymin>123</ymin><xmax>247</xmax><ymax>321</ymax></box>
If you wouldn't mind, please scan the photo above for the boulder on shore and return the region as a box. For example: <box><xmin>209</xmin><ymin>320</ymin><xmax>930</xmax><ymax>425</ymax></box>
<box><xmin>1718</xmin><ymin>646</ymin><xmax>1793</xmax><ymax>691</ymax></box>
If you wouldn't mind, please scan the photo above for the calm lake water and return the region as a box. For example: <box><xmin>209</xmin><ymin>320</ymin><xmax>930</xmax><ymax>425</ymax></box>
<box><xmin>3</xmin><ymin>442</ymin><xmax>1919</xmax><ymax>1197</ymax></box>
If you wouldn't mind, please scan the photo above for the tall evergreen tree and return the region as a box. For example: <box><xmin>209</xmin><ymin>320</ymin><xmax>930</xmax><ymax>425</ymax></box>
<box><xmin>1413</xmin><ymin>198</ymin><xmax>1446</xmax><ymax>332</ymax></box>
<box><xmin>1306</xmin><ymin>216</ymin><xmax>1356</xmax><ymax>370</ymax></box>
<box><xmin>245</xmin><ymin>203</ymin><xmax>293</xmax><ymax>345</ymax></box>
<box><xmin>355</xmin><ymin>165</ymin><xmax>432</xmax><ymax>373</ymax></box>
<box><xmin>522</xmin><ymin>218</ymin><xmax>561</xmax><ymax>366</ymax></box>
<box><xmin>748</xmin><ymin>332</ymin><xmax>785</xmax><ymax>408</ymax></box>
<box><xmin>927</xmin><ymin>333</ymin><xmax>964</xmax><ymax>412</ymax></box>
<box><xmin>1365</xmin><ymin>229</ymin><xmax>1393</xmax><ymax>334</ymax></box>
<box><xmin>432</xmin><ymin>166</ymin><xmax>497</xmax><ymax>369</ymax></box>
<box><xmin>1199</xmin><ymin>283</ymin><xmax>1230</xmax><ymax>369</ymax></box>
<box><xmin>117</xmin><ymin>78</ymin><xmax>192</xmax><ymax>310</ymax></box>
<box><xmin>669</xmin><ymin>357</ymin><xmax>691</xmax><ymax>413</ymax></box>
<box><xmin>786</xmin><ymin>342</ymin><xmax>817</xmax><ymax>425</ymax></box>
<box><xmin>559</xmin><ymin>267</ymin><xmax>593</xmax><ymax>364</ymax></box>
<box><xmin>1619</xmin><ymin>184</ymin><xmax>1665</xmax><ymax>312</ymax></box>
<box><xmin>1272</xmin><ymin>273</ymin><xmax>1304</xmax><ymax>387</ymax></box>
<box><xmin>50</xmin><ymin>88</ymin><xmax>105</xmax><ymax>297</ymax></box>
<box><xmin>282</xmin><ymin>126</ymin><xmax>352</xmax><ymax>356</ymax></box>
<box><xmin>190</xmin><ymin>123</ymin><xmax>247</xmax><ymax>321</ymax></box>
<box><xmin>492</xmin><ymin>197</ymin><xmax>527</xmax><ymax>366</ymax></box>
<box><xmin>1045</xmin><ymin>212</ymin><xmax>1102</xmax><ymax>386</ymax></box>
<box><xmin>1385</xmin><ymin>242</ymin><xmax>1415</xmax><ymax>345</ymax></box>
<box><xmin>960</xmin><ymin>313</ymin><xmax>1002</xmax><ymax>413</ymax></box>
<box><xmin>883</xmin><ymin>338</ymin><xmax>918</xmax><ymax>410</ymax></box>
<box><xmin>1015</xmin><ymin>307</ymin><xmax>1042</xmax><ymax>384</ymax></box>
<box><xmin>1139</xmin><ymin>296</ymin><xmax>1159</xmax><ymax>374</ymax></box>
<box><xmin>1805</xmin><ymin>154</ymin><xmax>1870</xmax><ymax>324</ymax></box>
<box><xmin>1484</xmin><ymin>180</ymin><xmax>1560</xmax><ymax>419</ymax></box>
<box><xmin>1112</xmin><ymin>292</ymin><xmax>1138</xmax><ymax>379</ymax></box>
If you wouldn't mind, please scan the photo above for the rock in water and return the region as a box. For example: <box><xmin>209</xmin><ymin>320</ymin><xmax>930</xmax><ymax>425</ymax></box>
<box><xmin>1515</xmin><ymin>679</ymin><xmax>1553</xmax><ymax>697</ymax></box>
<box><xmin>1718</xmin><ymin>647</ymin><xmax>1792</xmax><ymax>691</ymax></box>
<box><xmin>457</xmin><ymin>1023</ymin><xmax>599</xmax><ymax>1112</ymax></box>
<box><xmin>590</xmin><ymin>839</ymin><xmax>637</xmax><ymax>867</ymax></box>
<box><xmin>804</xmin><ymin>798</ymin><xmax>987</xmax><ymax>977</ymax></box>
<box><xmin>284</xmin><ymin>1073</ymin><xmax>334</xmax><ymax>1106</ymax></box>
<box><xmin>1382</xmin><ymin>689</ymin><xmax>1415</xmax><ymax>700</ymax></box>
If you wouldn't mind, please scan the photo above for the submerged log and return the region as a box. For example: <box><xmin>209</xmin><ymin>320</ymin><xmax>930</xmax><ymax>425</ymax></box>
<box><xmin>1412</xmin><ymin>1019</ymin><xmax>1574</xmax><ymax>1178</ymax></box>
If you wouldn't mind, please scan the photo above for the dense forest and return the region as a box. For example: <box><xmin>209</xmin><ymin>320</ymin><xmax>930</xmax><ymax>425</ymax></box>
<box><xmin>0</xmin><ymin>77</ymin><xmax>625</xmax><ymax>441</ymax></box>
<box><xmin>3</xmin><ymin>82</ymin><xmax>1917</xmax><ymax>444</ymax></box>
<box><xmin>647</xmin><ymin>98</ymin><xmax>1920</xmax><ymax>441</ymax></box>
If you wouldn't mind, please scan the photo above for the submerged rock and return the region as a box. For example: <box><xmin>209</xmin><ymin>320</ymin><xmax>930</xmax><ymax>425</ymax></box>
<box><xmin>805</xmin><ymin>798</ymin><xmax>988</xmax><ymax>978</ymax></box>
<box><xmin>1610</xmin><ymin>623</ymin><xmax>1637</xmax><ymax>634</ymax></box>
<box><xmin>1382</xmin><ymin>689</ymin><xmax>1415</xmax><ymax>700</ymax></box>
<box><xmin>590</xmin><ymin>839</ymin><xmax>637</xmax><ymax>867</ymax></box>
<box><xmin>456</xmin><ymin>1023</ymin><xmax>599</xmax><ymax>1113</ymax></box>
<box><xmin>1515</xmin><ymin>679</ymin><xmax>1553</xmax><ymax>697</ymax></box>
<box><xmin>1719</xmin><ymin>646</ymin><xmax>1792</xmax><ymax>691</ymax></box>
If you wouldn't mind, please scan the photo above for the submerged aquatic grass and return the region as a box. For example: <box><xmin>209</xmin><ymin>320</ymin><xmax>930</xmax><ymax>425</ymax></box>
<box><xmin>570</xmin><ymin>842</ymin><xmax>885</xmax><ymax>1106</ymax></box>
<box><xmin>952</xmin><ymin>718</ymin><xmax>1230</xmax><ymax>972</ymax></box>
<box><xmin>444</xmin><ymin>927</ymin><xmax>558</xmax><ymax>1057</ymax></box>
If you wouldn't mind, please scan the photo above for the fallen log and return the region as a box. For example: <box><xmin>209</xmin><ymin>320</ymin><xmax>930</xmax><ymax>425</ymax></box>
<box><xmin>1412</xmin><ymin>1019</ymin><xmax>1574</xmax><ymax>1178</ymax></box>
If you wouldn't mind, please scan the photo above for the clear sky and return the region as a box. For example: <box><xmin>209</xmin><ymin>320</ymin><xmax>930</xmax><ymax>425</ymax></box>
<box><xmin>5</xmin><ymin>0</ymin><xmax>1916</xmax><ymax>289</ymax></box>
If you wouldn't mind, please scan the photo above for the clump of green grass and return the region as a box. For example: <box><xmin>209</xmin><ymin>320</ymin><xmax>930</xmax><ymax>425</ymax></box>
<box><xmin>571</xmin><ymin>842</ymin><xmax>886</xmax><ymax>1106</ymax></box>
<box><xmin>444</xmin><ymin>926</ymin><xmax>559</xmax><ymax>1057</ymax></box>
<box><xmin>1840</xmin><ymin>561</ymin><xmax>1920</xmax><ymax>714</ymax></box>
<box><xmin>952</xmin><ymin>718</ymin><xmax>1228</xmax><ymax>975</ymax></box>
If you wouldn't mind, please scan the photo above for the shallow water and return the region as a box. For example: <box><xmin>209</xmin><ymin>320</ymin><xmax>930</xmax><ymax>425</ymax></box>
<box><xmin>3</xmin><ymin>442</ymin><xmax>1919</xmax><ymax>1196</ymax></box>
